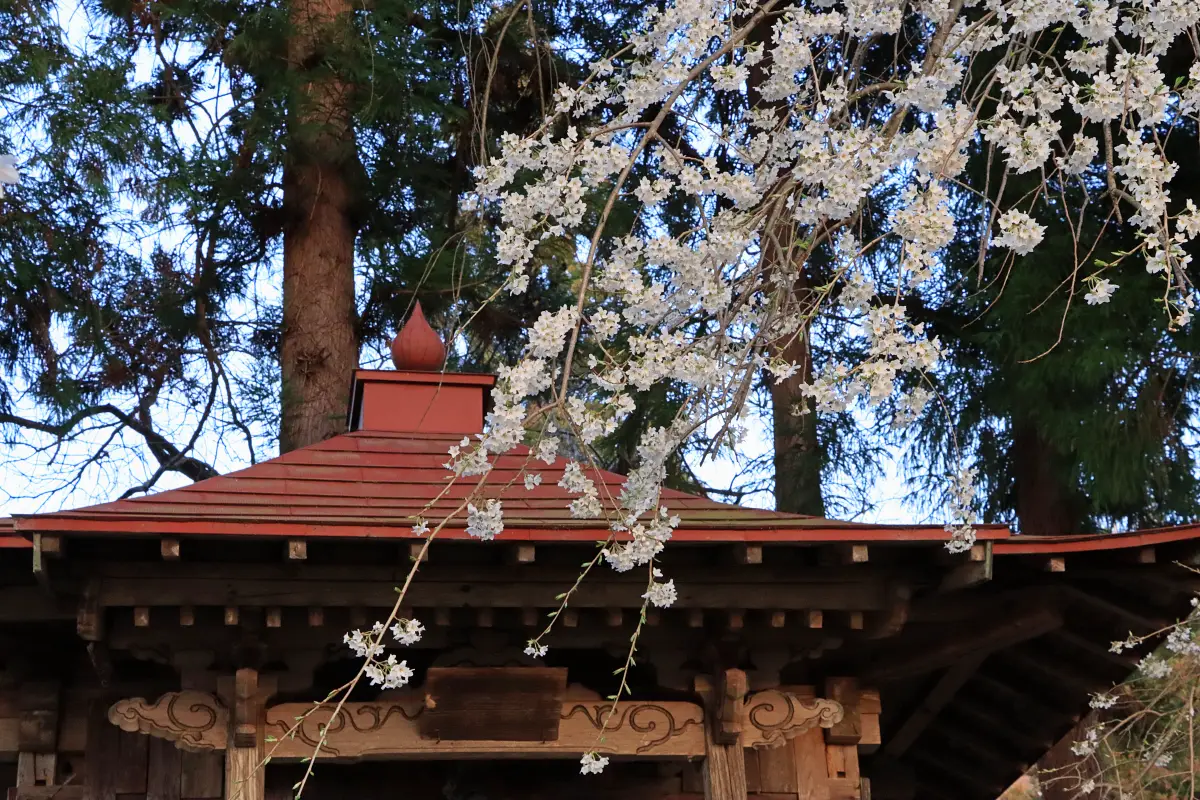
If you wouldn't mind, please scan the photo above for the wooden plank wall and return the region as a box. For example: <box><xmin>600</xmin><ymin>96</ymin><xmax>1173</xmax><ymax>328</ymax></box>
<box><xmin>84</xmin><ymin>703</ymin><xmax>222</xmax><ymax>800</ymax></box>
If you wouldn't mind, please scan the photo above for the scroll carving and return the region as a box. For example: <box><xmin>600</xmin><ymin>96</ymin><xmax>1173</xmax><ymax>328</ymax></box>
<box><xmin>107</xmin><ymin>691</ymin><xmax>227</xmax><ymax>751</ymax></box>
<box><xmin>741</xmin><ymin>690</ymin><xmax>844</xmax><ymax>749</ymax></box>
<box><xmin>259</xmin><ymin>696</ymin><xmax>706</xmax><ymax>759</ymax></box>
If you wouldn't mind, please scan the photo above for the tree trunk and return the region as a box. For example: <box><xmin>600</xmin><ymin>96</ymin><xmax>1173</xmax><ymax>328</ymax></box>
<box><xmin>744</xmin><ymin>9</ymin><xmax>825</xmax><ymax>517</ymax></box>
<box><xmin>1011</xmin><ymin>421</ymin><xmax>1086</xmax><ymax>535</ymax></box>
<box><xmin>770</xmin><ymin>314</ymin><xmax>824</xmax><ymax>516</ymax></box>
<box><xmin>280</xmin><ymin>0</ymin><xmax>360</xmax><ymax>453</ymax></box>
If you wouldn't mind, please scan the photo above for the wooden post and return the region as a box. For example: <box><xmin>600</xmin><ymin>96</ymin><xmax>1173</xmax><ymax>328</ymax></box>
<box><xmin>223</xmin><ymin>669</ymin><xmax>266</xmax><ymax>800</ymax></box>
<box><xmin>696</xmin><ymin>670</ymin><xmax>749</xmax><ymax>800</ymax></box>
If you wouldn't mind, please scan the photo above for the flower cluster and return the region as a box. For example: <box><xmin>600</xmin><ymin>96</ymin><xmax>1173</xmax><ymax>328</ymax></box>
<box><xmin>343</xmin><ymin>618</ymin><xmax>425</xmax><ymax>690</ymax></box>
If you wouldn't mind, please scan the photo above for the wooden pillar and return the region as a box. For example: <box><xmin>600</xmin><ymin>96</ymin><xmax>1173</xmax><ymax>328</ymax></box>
<box><xmin>221</xmin><ymin>669</ymin><xmax>267</xmax><ymax>800</ymax></box>
<box><xmin>696</xmin><ymin>670</ymin><xmax>749</xmax><ymax>800</ymax></box>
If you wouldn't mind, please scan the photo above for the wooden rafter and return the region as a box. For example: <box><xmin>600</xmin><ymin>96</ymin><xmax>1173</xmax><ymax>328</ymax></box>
<box><xmin>882</xmin><ymin>654</ymin><xmax>985</xmax><ymax>758</ymax></box>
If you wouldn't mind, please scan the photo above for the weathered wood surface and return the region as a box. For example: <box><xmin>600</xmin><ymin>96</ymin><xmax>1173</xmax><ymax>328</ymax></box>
<box><xmin>109</xmin><ymin>692</ymin><xmax>228</xmax><ymax>751</ymax></box>
<box><xmin>420</xmin><ymin>667</ymin><xmax>567</xmax><ymax>742</ymax></box>
<box><xmin>105</xmin><ymin>687</ymin><xmax>842</xmax><ymax>760</ymax></box>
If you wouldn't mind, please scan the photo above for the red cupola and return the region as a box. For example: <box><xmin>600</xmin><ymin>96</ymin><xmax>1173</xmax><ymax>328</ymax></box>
<box><xmin>348</xmin><ymin>302</ymin><xmax>495</xmax><ymax>435</ymax></box>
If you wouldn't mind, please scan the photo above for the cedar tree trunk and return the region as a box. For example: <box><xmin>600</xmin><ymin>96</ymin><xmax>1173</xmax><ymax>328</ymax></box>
<box><xmin>280</xmin><ymin>0</ymin><xmax>360</xmax><ymax>453</ymax></box>
<box><xmin>745</xmin><ymin>12</ymin><xmax>825</xmax><ymax>517</ymax></box>
<box><xmin>1012</xmin><ymin>421</ymin><xmax>1086</xmax><ymax>534</ymax></box>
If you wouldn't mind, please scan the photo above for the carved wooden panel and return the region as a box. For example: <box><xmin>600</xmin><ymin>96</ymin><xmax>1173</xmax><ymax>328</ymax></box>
<box><xmin>263</xmin><ymin>697</ymin><xmax>706</xmax><ymax>759</ymax></box>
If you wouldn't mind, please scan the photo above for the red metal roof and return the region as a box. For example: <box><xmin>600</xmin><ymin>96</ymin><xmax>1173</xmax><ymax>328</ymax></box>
<box><xmin>8</xmin><ymin>430</ymin><xmax>1010</xmax><ymax>543</ymax></box>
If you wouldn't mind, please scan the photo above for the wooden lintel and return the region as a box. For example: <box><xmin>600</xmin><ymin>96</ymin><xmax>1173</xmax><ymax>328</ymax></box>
<box><xmin>91</xmin><ymin>568</ymin><xmax>896</xmax><ymax>611</ymax></box>
<box><xmin>883</xmin><ymin>655</ymin><xmax>984</xmax><ymax>758</ymax></box>
<box><xmin>286</xmin><ymin>539</ymin><xmax>307</xmax><ymax>561</ymax></box>
<box><xmin>160</xmin><ymin>537</ymin><xmax>181</xmax><ymax>560</ymax></box>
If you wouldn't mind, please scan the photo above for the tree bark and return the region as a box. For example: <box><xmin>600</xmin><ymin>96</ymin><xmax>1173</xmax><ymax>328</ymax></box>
<box><xmin>1011</xmin><ymin>421</ymin><xmax>1086</xmax><ymax>535</ymax></box>
<box><xmin>744</xmin><ymin>9</ymin><xmax>825</xmax><ymax>517</ymax></box>
<box><xmin>770</xmin><ymin>310</ymin><xmax>825</xmax><ymax>516</ymax></box>
<box><xmin>281</xmin><ymin>0</ymin><xmax>360</xmax><ymax>453</ymax></box>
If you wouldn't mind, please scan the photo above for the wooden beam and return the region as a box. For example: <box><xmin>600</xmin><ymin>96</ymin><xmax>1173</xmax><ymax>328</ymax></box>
<box><xmin>160</xmin><ymin>538</ymin><xmax>181</xmax><ymax>560</ymax></box>
<box><xmin>735</xmin><ymin>544</ymin><xmax>763</xmax><ymax>565</ymax></box>
<box><xmin>696</xmin><ymin>674</ymin><xmax>748</xmax><ymax>800</ymax></box>
<box><xmin>842</xmin><ymin>544</ymin><xmax>869</xmax><ymax>564</ymax></box>
<box><xmin>224</xmin><ymin>669</ymin><xmax>265</xmax><ymax>800</ymax></box>
<box><xmin>286</xmin><ymin>539</ymin><xmax>307</xmax><ymax>561</ymax></box>
<box><xmin>864</xmin><ymin>603</ymin><xmax>1062</xmax><ymax>682</ymax></box>
<box><xmin>939</xmin><ymin>542</ymin><xmax>992</xmax><ymax>593</ymax></box>
<box><xmin>1051</xmin><ymin>628</ymin><xmax>1136</xmax><ymax>672</ymax></box>
<box><xmin>76</xmin><ymin>579</ymin><xmax>104</xmax><ymax>642</ymax></box>
<box><xmin>824</xmin><ymin>677</ymin><xmax>861</xmax><ymax>745</ymax></box>
<box><xmin>34</xmin><ymin>534</ymin><xmax>62</xmax><ymax>559</ymax></box>
<box><xmin>882</xmin><ymin>656</ymin><xmax>985</xmax><ymax>758</ymax></box>
<box><xmin>1058</xmin><ymin>586</ymin><xmax>1166</xmax><ymax>634</ymax></box>
<box><xmin>93</xmin><ymin>570</ymin><xmax>895</xmax><ymax>611</ymax></box>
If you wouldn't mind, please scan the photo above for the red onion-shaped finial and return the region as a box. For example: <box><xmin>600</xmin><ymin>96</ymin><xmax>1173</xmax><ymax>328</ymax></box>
<box><xmin>390</xmin><ymin>301</ymin><xmax>446</xmax><ymax>371</ymax></box>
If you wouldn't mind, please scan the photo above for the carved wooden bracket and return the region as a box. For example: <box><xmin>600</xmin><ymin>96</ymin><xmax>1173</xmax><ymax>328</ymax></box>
<box><xmin>107</xmin><ymin>691</ymin><xmax>228</xmax><ymax>751</ymax></box>
<box><xmin>741</xmin><ymin>689</ymin><xmax>844</xmax><ymax>749</ymax></box>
